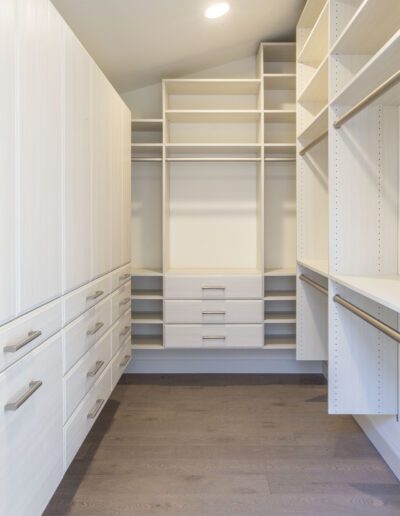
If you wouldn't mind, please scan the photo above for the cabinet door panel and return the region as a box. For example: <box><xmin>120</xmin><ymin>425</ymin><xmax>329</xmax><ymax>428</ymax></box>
<box><xmin>64</xmin><ymin>26</ymin><xmax>92</xmax><ymax>292</ymax></box>
<box><xmin>0</xmin><ymin>0</ymin><xmax>17</xmax><ymax>324</ymax></box>
<box><xmin>111</xmin><ymin>94</ymin><xmax>124</xmax><ymax>269</ymax></box>
<box><xmin>122</xmin><ymin>104</ymin><xmax>132</xmax><ymax>265</ymax></box>
<box><xmin>18</xmin><ymin>0</ymin><xmax>63</xmax><ymax>312</ymax></box>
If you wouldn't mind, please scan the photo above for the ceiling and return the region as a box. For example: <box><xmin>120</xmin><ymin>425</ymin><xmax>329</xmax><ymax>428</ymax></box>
<box><xmin>52</xmin><ymin>0</ymin><xmax>305</xmax><ymax>93</ymax></box>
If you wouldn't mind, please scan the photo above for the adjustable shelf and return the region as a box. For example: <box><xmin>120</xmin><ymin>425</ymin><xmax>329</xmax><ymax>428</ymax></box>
<box><xmin>264</xmin><ymin>335</ymin><xmax>296</xmax><ymax>349</ymax></box>
<box><xmin>264</xmin><ymin>267</ymin><xmax>296</xmax><ymax>277</ymax></box>
<box><xmin>264</xmin><ymin>291</ymin><xmax>296</xmax><ymax>301</ymax></box>
<box><xmin>263</xmin><ymin>74</ymin><xmax>296</xmax><ymax>90</ymax></box>
<box><xmin>264</xmin><ymin>312</ymin><xmax>296</xmax><ymax>324</ymax></box>
<box><xmin>297</xmin><ymin>1</ymin><xmax>328</xmax><ymax>65</ymax></box>
<box><xmin>264</xmin><ymin>110</ymin><xmax>296</xmax><ymax>123</ymax></box>
<box><xmin>131</xmin><ymin>335</ymin><xmax>164</xmax><ymax>349</ymax></box>
<box><xmin>131</xmin><ymin>289</ymin><xmax>163</xmax><ymax>300</ymax></box>
<box><xmin>131</xmin><ymin>268</ymin><xmax>163</xmax><ymax>277</ymax></box>
<box><xmin>297</xmin><ymin>259</ymin><xmax>329</xmax><ymax>278</ymax></box>
<box><xmin>165</xmin><ymin>110</ymin><xmax>261</xmax><ymax>122</ymax></box>
<box><xmin>298</xmin><ymin>105</ymin><xmax>328</xmax><ymax>141</ymax></box>
<box><xmin>131</xmin><ymin>312</ymin><xmax>163</xmax><ymax>324</ymax></box>
<box><xmin>298</xmin><ymin>55</ymin><xmax>328</xmax><ymax>103</ymax></box>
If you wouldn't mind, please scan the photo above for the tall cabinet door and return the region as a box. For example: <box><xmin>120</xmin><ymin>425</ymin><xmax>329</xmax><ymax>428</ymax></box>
<box><xmin>64</xmin><ymin>26</ymin><xmax>92</xmax><ymax>292</ymax></box>
<box><xmin>18</xmin><ymin>0</ymin><xmax>63</xmax><ymax>313</ymax></box>
<box><xmin>122</xmin><ymin>104</ymin><xmax>132</xmax><ymax>266</ymax></box>
<box><xmin>0</xmin><ymin>0</ymin><xmax>17</xmax><ymax>325</ymax></box>
<box><xmin>92</xmin><ymin>66</ymin><xmax>112</xmax><ymax>278</ymax></box>
<box><xmin>111</xmin><ymin>95</ymin><xmax>124</xmax><ymax>270</ymax></box>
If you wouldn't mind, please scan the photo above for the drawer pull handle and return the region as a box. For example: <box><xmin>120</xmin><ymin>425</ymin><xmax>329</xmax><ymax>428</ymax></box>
<box><xmin>4</xmin><ymin>330</ymin><xmax>42</xmax><ymax>353</ymax></box>
<box><xmin>120</xmin><ymin>354</ymin><xmax>131</xmax><ymax>368</ymax></box>
<box><xmin>202</xmin><ymin>286</ymin><xmax>225</xmax><ymax>290</ymax></box>
<box><xmin>119</xmin><ymin>298</ymin><xmax>131</xmax><ymax>306</ymax></box>
<box><xmin>87</xmin><ymin>398</ymin><xmax>105</xmax><ymax>419</ymax></box>
<box><xmin>87</xmin><ymin>360</ymin><xmax>105</xmax><ymax>378</ymax></box>
<box><xmin>119</xmin><ymin>273</ymin><xmax>131</xmax><ymax>281</ymax></box>
<box><xmin>120</xmin><ymin>326</ymin><xmax>130</xmax><ymax>337</ymax></box>
<box><xmin>202</xmin><ymin>311</ymin><xmax>226</xmax><ymax>315</ymax></box>
<box><xmin>86</xmin><ymin>290</ymin><xmax>104</xmax><ymax>301</ymax></box>
<box><xmin>5</xmin><ymin>380</ymin><xmax>43</xmax><ymax>411</ymax></box>
<box><xmin>202</xmin><ymin>336</ymin><xmax>226</xmax><ymax>340</ymax></box>
<box><xmin>87</xmin><ymin>322</ymin><xmax>104</xmax><ymax>336</ymax></box>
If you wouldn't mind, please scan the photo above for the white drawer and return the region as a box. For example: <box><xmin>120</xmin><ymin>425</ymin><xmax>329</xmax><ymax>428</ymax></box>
<box><xmin>0</xmin><ymin>333</ymin><xmax>63</xmax><ymax>516</ymax></box>
<box><xmin>0</xmin><ymin>298</ymin><xmax>62</xmax><ymax>373</ymax></box>
<box><xmin>63</xmin><ymin>274</ymin><xmax>112</xmax><ymax>326</ymax></box>
<box><xmin>164</xmin><ymin>275</ymin><xmax>263</xmax><ymax>299</ymax></box>
<box><xmin>63</xmin><ymin>296</ymin><xmax>112</xmax><ymax>374</ymax></box>
<box><xmin>64</xmin><ymin>329</ymin><xmax>112</xmax><ymax>423</ymax></box>
<box><xmin>111</xmin><ymin>282</ymin><xmax>131</xmax><ymax>323</ymax></box>
<box><xmin>112</xmin><ymin>264</ymin><xmax>131</xmax><ymax>291</ymax></box>
<box><xmin>111</xmin><ymin>337</ymin><xmax>131</xmax><ymax>391</ymax></box>
<box><xmin>64</xmin><ymin>363</ymin><xmax>111</xmax><ymax>471</ymax></box>
<box><xmin>165</xmin><ymin>324</ymin><xmax>263</xmax><ymax>348</ymax></box>
<box><xmin>111</xmin><ymin>308</ymin><xmax>131</xmax><ymax>356</ymax></box>
<box><xmin>164</xmin><ymin>300</ymin><xmax>263</xmax><ymax>324</ymax></box>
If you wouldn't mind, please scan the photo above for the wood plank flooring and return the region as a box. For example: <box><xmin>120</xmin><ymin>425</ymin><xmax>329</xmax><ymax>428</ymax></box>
<box><xmin>45</xmin><ymin>374</ymin><xmax>400</xmax><ymax>515</ymax></box>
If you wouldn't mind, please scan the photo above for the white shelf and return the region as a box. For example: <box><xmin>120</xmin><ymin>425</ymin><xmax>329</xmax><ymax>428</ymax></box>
<box><xmin>165</xmin><ymin>268</ymin><xmax>262</xmax><ymax>276</ymax></box>
<box><xmin>131</xmin><ymin>289</ymin><xmax>163</xmax><ymax>300</ymax></box>
<box><xmin>264</xmin><ymin>143</ymin><xmax>296</xmax><ymax>155</ymax></box>
<box><xmin>165</xmin><ymin>143</ymin><xmax>261</xmax><ymax>157</ymax></box>
<box><xmin>165</xmin><ymin>110</ymin><xmax>261</xmax><ymax>123</ymax></box>
<box><xmin>131</xmin><ymin>157</ymin><xmax>162</xmax><ymax>162</ymax></box>
<box><xmin>164</xmin><ymin>78</ymin><xmax>261</xmax><ymax>95</ymax></box>
<box><xmin>264</xmin><ymin>335</ymin><xmax>296</xmax><ymax>349</ymax></box>
<box><xmin>297</xmin><ymin>259</ymin><xmax>329</xmax><ymax>278</ymax></box>
<box><xmin>298</xmin><ymin>105</ymin><xmax>328</xmax><ymax>141</ymax></box>
<box><xmin>131</xmin><ymin>267</ymin><xmax>163</xmax><ymax>277</ymax></box>
<box><xmin>131</xmin><ymin>335</ymin><xmax>164</xmax><ymax>349</ymax></box>
<box><xmin>131</xmin><ymin>119</ymin><xmax>163</xmax><ymax>131</ymax></box>
<box><xmin>297</xmin><ymin>1</ymin><xmax>328</xmax><ymax>65</ymax></box>
<box><xmin>264</xmin><ymin>312</ymin><xmax>297</xmax><ymax>324</ymax></box>
<box><xmin>264</xmin><ymin>291</ymin><xmax>296</xmax><ymax>301</ymax></box>
<box><xmin>331</xmin><ymin>0</ymin><xmax>400</xmax><ymax>55</ymax></box>
<box><xmin>297</xmin><ymin>0</ymin><xmax>327</xmax><ymax>32</ymax></box>
<box><xmin>264</xmin><ymin>110</ymin><xmax>296</xmax><ymax>123</ymax></box>
<box><xmin>298</xmin><ymin>55</ymin><xmax>328</xmax><ymax>103</ymax></box>
<box><xmin>331</xmin><ymin>275</ymin><xmax>400</xmax><ymax>313</ymax></box>
<box><xmin>263</xmin><ymin>74</ymin><xmax>296</xmax><ymax>90</ymax></box>
<box><xmin>264</xmin><ymin>267</ymin><xmax>296</xmax><ymax>277</ymax></box>
<box><xmin>131</xmin><ymin>312</ymin><xmax>163</xmax><ymax>324</ymax></box>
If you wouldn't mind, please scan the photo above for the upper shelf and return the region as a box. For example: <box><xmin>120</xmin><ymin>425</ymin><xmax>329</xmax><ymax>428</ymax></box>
<box><xmin>297</xmin><ymin>0</ymin><xmax>327</xmax><ymax>31</ymax></box>
<box><xmin>263</xmin><ymin>74</ymin><xmax>296</xmax><ymax>90</ymax></box>
<box><xmin>331</xmin><ymin>0</ymin><xmax>400</xmax><ymax>55</ymax></box>
<box><xmin>164</xmin><ymin>79</ymin><xmax>261</xmax><ymax>95</ymax></box>
<box><xmin>298</xmin><ymin>55</ymin><xmax>328</xmax><ymax>103</ymax></box>
<box><xmin>131</xmin><ymin>119</ymin><xmax>163</xmax><ymax>131</ymax></box>
<box><xmin>297</xmin><ymin>1</ymin><xmax>328</xmax><ymax>65</ymax></box>
<box><xmin>298</xmin><ymin>105</ymin><xmax>328</xmax><ymax>141</ymax></box>
<box><xmin>165</xmin><ymin>110</ymin><xmax>261</xmax><ymax>123</ymax></box>
<box><xmin>297</xmin><ymin>259</ymin><xmax>329</xmax><ymax>278</ymax></box>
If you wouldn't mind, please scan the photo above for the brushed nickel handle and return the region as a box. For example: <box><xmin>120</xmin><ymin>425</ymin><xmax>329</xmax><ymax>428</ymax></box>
<box><xmin>120</xmin><ymin>326</ymin><xmax>130</xmax><ymax>337</ymax></box>
<box><xmin>119</xmin><ymin>273</ymin><xmax>130</xmax><ymax>281</ymax></box>
<box><xmin>202</xmin><ymin>336</ymin><xmax>226</xmax><ymax>340</ymax></box>
<box><xmin>120</xmin><ymin>354</ymin><xmax>131</xmax><ymax>368</ymax></box>
<box><xmin>86</xmin><ymin>290</ymin><xmax>104</xmax><ymax>301</ymax></box>
<box><xmin>87</xmin><ymin>398</ymin><xmax>105</xmax><ymax>419</ymax></box>
<box><xmin>4</xmin><ymin>330</ymin><xmax>42</xmax><ymax>353</ymax></box>
<box><xmin>87</xmin><ymin>360</ymin><xmax>105</xmax><ymax>378</ymax></box>
<box><xmin>5</xmin><ymin>380</ymin><xmax>43</xmax><ymax>411</ymax></box>
<box><xmin>86</xmin><ymin>322</ymin><xmax>104</xmax><ymax>336</ymax></box>
<box><xmin>119</xmin><ymin>297</ymin><xmax>131</xmax><ymax>306</ymax></box>
<box><xmin>202</xmin><ymin>311</ymin><xmax>226</xmax><ymax>315</ymax></box>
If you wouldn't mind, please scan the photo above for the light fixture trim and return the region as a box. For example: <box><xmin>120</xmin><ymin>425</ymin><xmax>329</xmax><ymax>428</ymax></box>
<box><xmin>205</xmin><ymin>2</ymin><xmax>230</xmax><ymax>19</ymax></box>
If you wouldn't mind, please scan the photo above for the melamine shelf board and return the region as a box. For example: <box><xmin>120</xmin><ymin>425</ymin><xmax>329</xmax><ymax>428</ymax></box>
<box><xmin>131</xmin><ymin>157</ymin><xmax>162</xmax><ymax>162</ymax></box>
<box><xmin>165</xmin><ymin>268</ymin><xmax>262</xmax><ymax>276</ymax></box>
<box><xmin>264</xmin><ymin>312</ymin><xmax>296</xmax><ymax>323</ymax></box>
<box><xmin>298</xmin><ymin>105</ymin><xmax>328</xmax><ymax>141</ymax></box>
<box><xmin>297</xmin><ymin>1</ymin><xmax>328</xmax><ymax>64</ymax></box>
<box><xmin>165</xmin><ymin>144</ymin><xmax>261</xmax><ymax>157</ymax></box>
<box><xmin>264</xmin><ymin>335</ymin><xmax>296</xmax><ymax>349</ymax></box>
<box><xmin>298</xmin><ymin>55</ymin><xmax>328</xmax><ymax>103</ymax></box>
<box><xmin>331</xmin><ymin>0</ymin><xmax>400</xmax><ymax>55</ymax></box>
<box><xmin>264</xmin><ymin>267</ymin><xmax>296</xmax><ymax>277</ymax></box>
<box><xmin>131</xmin><ymin>312</ymin><xmax>163</xmax><ymax>324</ymax></box>
<box><xmin>264</xmin><ymin>143</ymin><xmax>296</xmax><ymax>155</ymax></box>
<box><xmin>264</xmin><ymin>291</ymin><xmax>296</xmax><ymax>301</ymax></box>
<box><xmin>297</xmin><ymin>0</ymin><xmax>327</xmax><ymax>30</ymax></box>
<box><xmin>131</xmin><ymin>335</ymin><xmax>164</xmax><ymax>349</ymax></box>
<box><xmin>164</xmin><ymin>78</ymin><xmax>261</xmax><ymax>95</ymax></box>
<box><xmin>131</xmin><ymin>267</ymin><xmax>163</xmax><ymax>277</ymax></box>
<box><xmin>165</xmin><ymin>110</ymin><xmax>261</xmax><ymax>123</ymax></box>
<box><xmin>297</xmin><ymin>259</ymin><xmax>329</xmax><ymax>278</ymax></box>
<box><xmin>331</xmin><ymin>30</ymin><xmax>400</xmax><ymax>107</ymax></box>
<box><xmin>131</xmin><ymin>119</ymin><xmax>163</xmax><ymax>131</ymax></box>
<box><xmin>131</xmin><ymin>289</ymin><xmax>163</xmax><ymax>300</ymax></box>
<box><xmin>264</xmin><ymin>110</ymin><xmax>296</xmax><ymax>123</ymax></box>
<box><xmin>262</xmin><ymin>42</ymin><xmax>296</xmax><ymax>62</ymax></box>
<box><xmin>131</xmin><ymin>143</ymin><xmax>163</xmax><ymax>148</ymax></box>
<box><xmin>331</xmin><ymin>274</ymin><xmax>400</xmax><ymax>313</ymax></box>
<box><xmin>263</xmin><ymin>74</ymin><xmax>296</xmax><ymax>90</ymax></box>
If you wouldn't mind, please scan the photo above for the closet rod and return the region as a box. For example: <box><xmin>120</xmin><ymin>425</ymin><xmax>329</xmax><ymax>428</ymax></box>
<box><xmin>334</xmin><ymin>295</ymin><xmax>400</xmax><ymax>344</ymax></box>
<box><xmin>300</xmin><ymin>274</ymin><xmax>328</xmax><ymax>296</ymax></box>
<box><xmin>299</xmin><ymin>130</ymin><xmax>328</xmax><ymax>156</ymax></box>
<box><xmin>333</xmin><ymin>70</ymin><xmax>400</xmax><ymax>129</ymax></box>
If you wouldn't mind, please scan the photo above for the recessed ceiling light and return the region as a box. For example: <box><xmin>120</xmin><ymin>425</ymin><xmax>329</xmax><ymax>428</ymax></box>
<box><xmin>205</xmin><ymin>3</ymin><xmax>230</xmax><ymax>19</ymax></box>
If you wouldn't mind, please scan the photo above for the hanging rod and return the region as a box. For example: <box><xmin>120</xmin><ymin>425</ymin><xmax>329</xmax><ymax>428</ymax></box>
<box><xmin>299</xmin><ymin>274</ymin><xmax>328</xmax><ymax>296</ymax></box>
<box><xmin>334</xmin><ymin>295</ymin><xmax>400</xmax><ymax>344</ymax></box>
<box><xmin>299</xmin><ymin>130</ymin><xmax>328</xmax><ymax>156</ymax></box>
<box><xmin>333</xmin><ymin>70</ymin><xmax>400</xmax><ymax>129</ymax></box>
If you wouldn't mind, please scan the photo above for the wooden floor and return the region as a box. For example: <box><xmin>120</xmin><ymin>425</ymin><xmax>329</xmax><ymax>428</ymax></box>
<box><xmin>45</xmin><ymin>374</ymin><xmax>400</xmax><ymax>515</ymax></box>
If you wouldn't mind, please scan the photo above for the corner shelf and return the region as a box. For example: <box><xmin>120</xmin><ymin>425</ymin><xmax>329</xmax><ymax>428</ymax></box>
<box><xmin>131</xmin><ymin>289</ymin><xmax>163</xmax><ymax>300</ymax></box>
<box><xmin>264</xmin><ymin>312</ymin><xmax>296</xmax><ymax>324</ymax></box>
<box><xmin>297</xmin><ymin>1</ymin><xmax>329</xmax><ymax>65</ymax></box>
<box><xmin>264</xmin><ymin>291</ymin><xmax>296</xmax><ymax>301</ymax></box>
<box><xmin>131</xmin><ymin>335</ymin><xmax>164</xmax><ymax>349</ymax></box>
<box><xmin>297</xmin><ymin>259</ymin><xmax>328</xmax><ymax>278</ymax></box>
<box><xmin>264</xmin><ymin>335</ymin><xmax>296</xmax><ymax>349</ymax></box>
<box><xmin>131</xmin><ymin>312</ymin><xmax>163</xmax><ymax>324</ymax></box>
<box><xmin>264</xmin><ymin>267</ymin><xmax>296</xmax><ymax>277</ymax></box>
<box><xmin>131</xmin><ymin>268</ymin><xmax>163</xmax><ymax>277</ymax></box>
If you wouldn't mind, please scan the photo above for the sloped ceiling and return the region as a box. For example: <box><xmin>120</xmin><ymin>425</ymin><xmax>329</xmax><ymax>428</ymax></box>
<box><xmin>52</xmin><ymin>0</ymin><xmax>305</xmax><ymax>93</ymax></box>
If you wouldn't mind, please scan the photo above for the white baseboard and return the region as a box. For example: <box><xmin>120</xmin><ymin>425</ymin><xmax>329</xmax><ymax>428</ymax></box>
<box><xmin>126</xmin><ymin>349</ymin><xmax>323</xmax><ymax>374</ymax></box>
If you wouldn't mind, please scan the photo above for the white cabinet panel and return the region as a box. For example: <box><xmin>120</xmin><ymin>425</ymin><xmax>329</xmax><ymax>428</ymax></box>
<box><xmin>64</xmin><ymin>26</ymin><xmax>92</xmax><ymax>292</ymax></box>
<box><xmin>0</xmin><ymin>0</ymin><xmax>17</xmax><ymax>325</ymax></box>
<box><xmin>0</xmin><ymin>332</ymin><xmax>63</xmax><ymax>516</ymax></box>
<box><xmin>18</xmin><ymin>0</ymin><xmax>63</xmax><ymax>312</ymax></box>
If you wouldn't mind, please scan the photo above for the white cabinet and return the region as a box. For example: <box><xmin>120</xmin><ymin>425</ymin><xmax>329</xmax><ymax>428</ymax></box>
<box><xmin>18</xmin><ymin>0</ymin><xmax>63</xmax><ymax>313</ymax></box>
<box><xmin>0</xmin><ymin>0</ymin><xmax>17</xmax><ymax>325</ymax></box>
<box><xmin>64</xmin><ymin>25</ymin><xmax>92</xmax><ymax>292</ymax></box>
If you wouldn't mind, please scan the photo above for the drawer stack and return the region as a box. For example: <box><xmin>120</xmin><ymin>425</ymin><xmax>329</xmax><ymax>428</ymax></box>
<box><xmin>164</xmin><ymin>275</ymin><xmax>264</xmax><ymax>348</ymax></box>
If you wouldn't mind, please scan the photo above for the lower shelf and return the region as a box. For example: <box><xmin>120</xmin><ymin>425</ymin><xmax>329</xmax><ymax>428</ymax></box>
<box><xmin>131</xmin><ymin>312</ymin><xmax>163</xmax><ymax>324</ymax></box>
<box><xmin>131</xmin><ymin>335</ymin><xmax>164</xmax><ymax>349</ymax></box>
<box><xmin>264</xmin><ymin>335</ymin><xmax>296</xmax><ymax>349</ymax></box>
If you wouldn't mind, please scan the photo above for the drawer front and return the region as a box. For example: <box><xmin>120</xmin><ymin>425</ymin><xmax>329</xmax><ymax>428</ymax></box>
<box><xmin>164</xmin><ymin>300</ymin><xmax>263</xmax><ymax>324</ymax></box>
<box><xmin>164</xmin><ymin>275</ymin><xmax>263</xmax><ymax>300</ymax></box>
<box><xmin>164</xmin><ymin>324</ymin><xmax>263</xmax><ymax>349</ymax></box>
<box><xmin>112</xmin><ymin>264</ymin><xmax>131</xmax><ymax>292</ymax></box>
<box><xmin>0</xmin><ymin>333</ymin><xmax>63</xmax><ymax>516</ymax></box>
<box><xmin>111</xmin><ymin>282</ymin><xmax>131</xmax><ymax>323</ymax></box>
<box><xmin>63</xmin><ymin>274</ymin><xmax>112</xmax><ymax>326</ymax></box>
<box><xmin>111</xmin><ymin>308</ymin><xmax>131</xmax><ymax>356</ymax></box>
<box><xmin>64</xmin><ymin>329</ymin><xmax>112</xmax><ymax>423</ymax></box>
<box><xmin>0</xmin><ymin>298</ymin><xmax>62</xmax><ymax>373</ymax></box>
<box><xmin>63</xmin><ymin>296</ymin><xmax>112</xmax><ymax>374</ymax></box>
<box><xmin>64</xmin><ymin>363</ymin><xmax>112</xmax><ymax>471</ymax></box>
<box><xmin>111</xmin><ymin>337</ymin><xmax>131</xmax><ymax>391</ymax></box>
